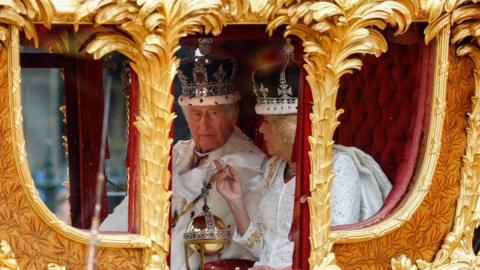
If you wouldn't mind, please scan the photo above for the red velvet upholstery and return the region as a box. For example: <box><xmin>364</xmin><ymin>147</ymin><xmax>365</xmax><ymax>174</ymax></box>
<box><xmin>333</xmin><ymin>40</ymin><xmax>434</xmax><ymax>229</ymax></box>
<box><xmin>173</xmin><ymin>25</ymin><xmax>434</xmax><ymax>269</ymax></box>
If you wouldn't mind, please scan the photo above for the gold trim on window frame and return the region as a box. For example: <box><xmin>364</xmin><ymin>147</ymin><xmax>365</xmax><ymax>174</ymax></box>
<box><xmin>331</xmin><ymin>24</ymin><xmax>448</xmax><ymax>243</ymax></box>
<box><xmin>7</xmin><ymin>26</ymin><xmax>152</xmax><ymax>248</ymax></box>
<box><xmin>5</xmin><ymin>0</ymin><xmax>480</xmax><ymax>269</ymax></box>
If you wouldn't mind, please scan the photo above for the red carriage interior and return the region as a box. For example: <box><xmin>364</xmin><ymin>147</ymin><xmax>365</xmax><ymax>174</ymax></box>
<box><xmin>193</xmin><ymin>24</ymin><xmax>434</xmax><ymax>269</ymax></box>
<box><xmin>334</xmin><ymin>30</ymin><xmax>434</xmax><ymax>229</ymax></box>
<box><xmin>22</xmin><ymin>23</ymin><xmax>434</xmax><ymax>269</ymax></box>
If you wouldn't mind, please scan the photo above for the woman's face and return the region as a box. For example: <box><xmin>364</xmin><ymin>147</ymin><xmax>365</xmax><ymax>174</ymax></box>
<box><xmin>259</xmin><ymin>115</ymin><xmax>288</xmax><ymax>159</ymax></box>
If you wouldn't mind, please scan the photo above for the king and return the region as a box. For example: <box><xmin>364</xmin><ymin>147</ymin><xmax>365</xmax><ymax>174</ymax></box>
<box><xmin>171</xmin><ymin>38</ymin><xmax>267</xmax><ymax>270</ymax></box>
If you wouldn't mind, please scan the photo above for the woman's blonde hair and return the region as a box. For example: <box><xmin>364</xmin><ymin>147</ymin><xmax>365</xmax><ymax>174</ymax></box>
<box><xmin>268</xmin><ymin>114</ymin><xmax>297</xmax><ymax>146</ymax></box>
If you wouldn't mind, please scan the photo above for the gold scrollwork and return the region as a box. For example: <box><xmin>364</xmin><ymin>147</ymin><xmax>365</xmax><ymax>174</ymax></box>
<box><xmin>260</xmin><ymin>0</ymin><xmax>414</xmax><ymax>267</ymax></box>
<box><xmin>391</xmin><ymin>1</ymin><xmax>480</xmax><ymax>269</ymax></box>
<box><xmin>221</xmin><ymin>0</ymin><xmax>263</xmax><ymax>23</ymax></box>
<box><xmin>47</xmin><ymin>263</ymin><xmax>66</xmax><ymax>270</ymax></box>
<box><xmin>392</xmin><ymin>254</ymin><xmax>418</xmax><ymax>270</ymax></box>
<box><xmin>1</xmin><ymin>0</ymin><xmax>470</xmax><ymax>269</ymax></box>
<box><xmin>75</xmin><ymin>0</ymin><xmax>230</xmax><ymax>267</ymax></box>
<box><xmin>419</xmin><ymin>2</ymin><xmax>480</xmax><ymax>269</ymax></box>
<box><xmin>423</xmin><ymin>0</ymin><xmax>462</xmax><ymax>43</ymax></box>
<box><xmin>144</xmin><ymin>251</ymin><xmax>163</xmax><ymax>270</ymax></box>
<box><xmin>0</xmin><ymin>0</ymin><xmax>54</xmax><ymax>47</ymax></box>
<box><xmin>0</xmin><ymin>240</ymin><xmax>19</xmax><ymax>270</ymax></box>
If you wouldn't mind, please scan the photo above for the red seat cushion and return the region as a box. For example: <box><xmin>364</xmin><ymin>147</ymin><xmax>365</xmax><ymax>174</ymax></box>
<box><xmin>204</xmin><ymin>259</ymin><xmax>255</xmax><ymax>270</ymax></box>
<box><xmin>333</xmin><ymin>40</ymin><xmax>433</xmax><ymax>229</ymax></box>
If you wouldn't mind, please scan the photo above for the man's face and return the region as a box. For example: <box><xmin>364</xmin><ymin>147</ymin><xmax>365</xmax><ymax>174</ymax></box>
<box><xmin>184</xmin><ymin>105</ymin><xmax>237</xmax><ymax>153</ymax></box>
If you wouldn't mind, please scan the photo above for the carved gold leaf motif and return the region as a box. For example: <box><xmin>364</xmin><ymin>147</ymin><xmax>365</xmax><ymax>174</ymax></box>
<box><xmin>0</xmin><ymin>0</ymin><xmax>478</xmax><ymax>269</ymax></box>
<box><xmin>392</xmin><ymin>254</ymin><xmax>418</xmax><ymax>270</ymax></box>
<box><xmin>258</xmin><ymin>0</ymin><xmax>413</xmax><ymax>267</ymax></box>
<box><xmin>47</xmin><ymin>263</ymin><xmax>66</xmax><ymax>270</ymax></box>
<box><xmin>0</xmin><ymin>0</ymin><xmax>54</xmax><ymax>46</ymax></box>
<box><xmin>75</xmin><ymin>0</ymin><xmax>228</xmax><ymax>267</ymax></box>
<box><xmin>415</xmin><ymin>3</ymin><xmax>480</xmax><ymax>269</ymax></box>
<box><xmin>0</xmin><ymin>240</ymin><xmax>19</xmax><ymax>270</ymax></box>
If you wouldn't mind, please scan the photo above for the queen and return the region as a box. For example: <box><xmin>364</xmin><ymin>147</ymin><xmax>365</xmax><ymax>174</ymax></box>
<box><xmin>213</xmin><ymin>40</ymin><xmax>392</xmax><ymax>269</ymax></box>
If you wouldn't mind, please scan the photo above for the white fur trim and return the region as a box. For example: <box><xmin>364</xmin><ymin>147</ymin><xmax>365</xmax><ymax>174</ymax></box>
<box><xmin>178</xmin><ymin>92</ymin><xmax>241</xmax><ymax>106</ymax></box>
<box><xmin>254</xmin><ymin>100</ymin><xmax>298</xmax><ymax>115</ymax></box>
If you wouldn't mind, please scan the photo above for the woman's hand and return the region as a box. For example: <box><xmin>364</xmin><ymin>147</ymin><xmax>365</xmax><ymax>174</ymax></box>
<box><xmin>213</xmin><ymin>160</ymin><xmax>243</xmax><ymax>205</ymax></box>
<box><xmin>213</xmin><ymin>160</ymin><xmax>251</xmax><ymax>235</ymax></box>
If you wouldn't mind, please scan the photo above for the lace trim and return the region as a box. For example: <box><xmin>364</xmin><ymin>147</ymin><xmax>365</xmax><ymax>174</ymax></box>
<box><xmin>264</xmin><ymin>157</ymin><xmax>283</xmax><ymax>186</ymax></box>
<box><xmin>244</xmin><ymin>228</ymin><xmax>262</xmax><ymax>248</ymax></box>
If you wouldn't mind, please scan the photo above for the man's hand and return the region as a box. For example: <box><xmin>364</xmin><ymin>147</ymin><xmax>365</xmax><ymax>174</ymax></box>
<box><xmin>213</xmin><ymin>160</ymin><xmax>243</xmax><ymax>205</ymax></box>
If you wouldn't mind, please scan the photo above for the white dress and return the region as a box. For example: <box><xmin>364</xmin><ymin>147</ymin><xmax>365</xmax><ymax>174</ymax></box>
<box><xmin>234</xmin><ymin>147</ymin><xmax>392</xmax><ymax>268</ymax></box>
<box><xmin>233</xmin><ymin>157</ymin><xmax>295</xmax><ymax>268</ymax></box>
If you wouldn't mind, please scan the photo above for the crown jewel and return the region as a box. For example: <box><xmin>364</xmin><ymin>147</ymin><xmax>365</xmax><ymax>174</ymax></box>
<box><xmin>176</xmin><ymin>39</ymin><xmax>239</xmax><ymax>106</ymax></box>
<box><xmin>252</xmin><ymin>39</ymin><xmax>300</xmax><ymax>115</ymax></box>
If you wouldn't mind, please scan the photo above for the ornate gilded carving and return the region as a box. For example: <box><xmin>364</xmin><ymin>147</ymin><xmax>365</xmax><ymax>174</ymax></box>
<box><xmin>0</xmin><ymin>0</ymin><xmax>54</xmax><ymax>46</ymax></box>
<box><xmin>221</xmin><ymin>0</ymin><xmax>260</xmax><ymax>22</ymax></box>
<box><xmin>144</xmin><ymin>253</ymin><xmax>163</xmax><ymax>270</ymax></box>
<box><xmin>47</xmin><ymin>263</ymin><xmax>66</xmax><ymax>270</ymax></box>
<box><xmin>259</xmin><ymin>0</ymin><xmax>414</xmax><ymax>267</ymax></box>
<box><xmin>336</xmin><ymin>41</ymin><xmax>473</xmax><ymax>269</ymax></box>
<box><xmin>0</xmin><ymin>240</ymin><xmax>19</xmax><ymax>270</ymax></box>
<box><xmin>392</xmin><ymin>255</ymin><xmax>418</xmax><ymax>270</ymax></box>
<box><xmin>331</xmin><ymin>19</ymin><xmax>449</xmax><ymax>244</ymax></box>
<box><xmin>422</xmin><ymin>0</ymin><xmax>466</xmax><ymax>46</ymax></box>
<box><xmin>74</xmin><ymin>0</ymin><xmax>229</xmax><ymax>267</ymax></box>
<box><xmin>414</xmin><ymin>2</ymin><xmax>480</xmax><ymax>269</ymax></box>
<box><xmin>0</xmin><ymin>24</ymin><xmax>146</xmax><ymax>269</ymax></box>
<box><xmin>0</xmin><ymin>0</ymin><xmax>477</xmax><ymax>269</ymax></box>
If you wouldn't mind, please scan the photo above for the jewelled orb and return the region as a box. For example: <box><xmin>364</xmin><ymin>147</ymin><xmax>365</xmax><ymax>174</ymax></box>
<box><xmin>184</xmin><ymin>211</ymin><xmax>231</xmax><ymax>256</ymax></box>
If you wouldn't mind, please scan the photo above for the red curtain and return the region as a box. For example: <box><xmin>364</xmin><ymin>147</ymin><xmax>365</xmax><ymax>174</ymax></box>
<box><xmin>291</xmin><ymin>65</ymin><xmax>312</xmax><ymax>270</ymax></box>
<box><xmin>24</xmin><ymin>25</ymin><xmax>113</xmax><ymax>229</ymax></box>
<box><xmin>127</xmin><ymin>72</ymin><xmax>140</xmax><ymax>233</ymax></box>
<box><xmin>19</xmin><ymin>47</ymin><xmax>110</xmax><ymax>229</ymax></box>
<box><xmin>65</xmin><ymin>55</ymin><xmax>109</xmax><ymax>229</ymax></box>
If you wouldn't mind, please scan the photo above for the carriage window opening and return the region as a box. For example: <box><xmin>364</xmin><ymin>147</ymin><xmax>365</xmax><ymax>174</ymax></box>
<box><xmin>20</xmin><ymin>26</ymin><xmax>136</xmax><ymax>233</ymax></box>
